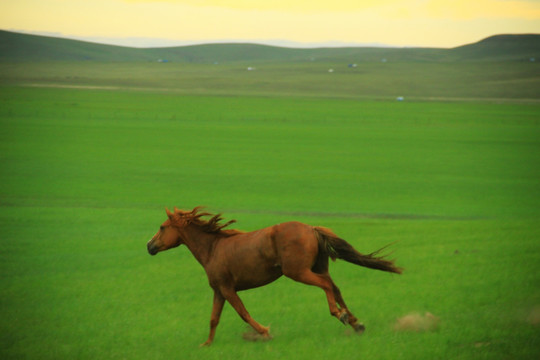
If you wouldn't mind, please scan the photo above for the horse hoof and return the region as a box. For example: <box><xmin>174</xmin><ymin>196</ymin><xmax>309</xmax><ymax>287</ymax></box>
<box><xmin>354</xmin><ymin>323</ymin><xmax>366</xmax><ymax>334</ymax></box>
<box><xmin>339</xmin><ymin>312</ymin><xmax>349</xmax><ymax>325</ymax></box>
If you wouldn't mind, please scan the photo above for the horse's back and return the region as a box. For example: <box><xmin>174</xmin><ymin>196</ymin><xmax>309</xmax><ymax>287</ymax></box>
<box><xmin>272</xmin><ymin>221</ymin><xmax>315</xmax><ymax>240</ymax></box>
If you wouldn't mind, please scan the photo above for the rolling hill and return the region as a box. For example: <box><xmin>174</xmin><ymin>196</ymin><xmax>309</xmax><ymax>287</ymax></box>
<box><xmin>0</xmin><ymin>30</ymin><xmax>538</xmax><ymax>63</ymax></box>
<box><xmin>450</xmin><ymin>34</ymin><xmax>540</xmax><ymax>61</ymax></box>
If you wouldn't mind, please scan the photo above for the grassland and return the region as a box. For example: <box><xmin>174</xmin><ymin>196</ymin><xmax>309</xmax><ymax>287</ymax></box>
<box><xmin>1</xmin><ymin>82</ymin><xmax>539</xmax><ymax>359</ymax></box>
<box><xmin>1</xmin><ymin>60</ymin><xmax>539</xmax><ymax>101</ymax></box>
<box><xmin>1</xmin><ymin>30</ymin><xmax>538</xmax><ymax>102</ymax></box>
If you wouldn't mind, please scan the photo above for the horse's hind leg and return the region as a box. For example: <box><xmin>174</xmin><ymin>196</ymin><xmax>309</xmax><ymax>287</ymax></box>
<box><xmin>330</xmin><ymin>280</ymin><xmax>365</xmax><ymax>333</ymax></box>
<box><xmin>284</xmin><ymin>269</ymin><xmax>347</xmax><ymax>322</ymax></box>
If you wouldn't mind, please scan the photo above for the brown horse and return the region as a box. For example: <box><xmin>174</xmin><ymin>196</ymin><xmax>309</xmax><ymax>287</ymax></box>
<box><xmin>147</xmin><ymin>207</ymin><xmax>402</xmax><ymax>346</ymax></box>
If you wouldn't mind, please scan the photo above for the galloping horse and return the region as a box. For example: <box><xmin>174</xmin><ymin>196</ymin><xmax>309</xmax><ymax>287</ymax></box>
<box><xmin>147</xmin><ymin>207</ymin><xmax>402</xmax><ymax>346</ymax></box>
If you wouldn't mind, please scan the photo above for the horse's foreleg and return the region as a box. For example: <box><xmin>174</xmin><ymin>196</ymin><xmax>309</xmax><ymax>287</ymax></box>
<box><xmin>220</xmin><ymin>287</ymin><xmax>271</xmax><ymax>339</ymax></box>
<box><xmin>200</xmin><ymin>291</ymin><xmax>225</xmax><ymax>347</ymax></box>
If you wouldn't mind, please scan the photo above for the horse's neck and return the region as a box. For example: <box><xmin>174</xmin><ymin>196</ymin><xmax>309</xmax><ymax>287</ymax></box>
<box><xmin>182</xmin><ymin>226</ymin><xmax>217</xmax><ymax>267</ymax></box>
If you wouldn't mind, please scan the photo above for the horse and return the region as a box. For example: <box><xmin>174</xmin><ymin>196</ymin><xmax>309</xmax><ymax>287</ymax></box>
<box><xmin>147</xmin><ymin>206</ymin><xmax>402</xmax><ymax>346</ymax></box>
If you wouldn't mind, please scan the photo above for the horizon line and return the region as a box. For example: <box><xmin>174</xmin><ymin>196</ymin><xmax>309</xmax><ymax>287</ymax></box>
<box><xmin>4</xmin><ymin>29</ymin><xmax>461</xmax><ymax>50</ymax></box>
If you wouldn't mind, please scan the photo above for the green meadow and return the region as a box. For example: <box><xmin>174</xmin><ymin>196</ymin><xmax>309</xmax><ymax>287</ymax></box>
<box><xmin>1</xmin><ymin>32</ymin><xmax>540</xmax><ymax>359</ymax></box>
<box><xmin>1</xmin><ymin>85</ymin><xmax>539</xmax><ymax>359</ymax></box>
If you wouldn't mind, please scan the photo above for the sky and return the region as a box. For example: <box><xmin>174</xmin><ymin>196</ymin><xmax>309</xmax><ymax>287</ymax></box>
<box><xmin>1</xmin><ymin>0</ymin><xmax>539</xmax><ymax>48</ymax></box>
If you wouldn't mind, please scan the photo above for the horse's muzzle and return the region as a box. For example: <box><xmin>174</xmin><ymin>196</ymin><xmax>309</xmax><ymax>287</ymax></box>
<box><xmin>147</xmin><ymin>241</ymin><xmax>159</xmax><ymax>256</ymax></box>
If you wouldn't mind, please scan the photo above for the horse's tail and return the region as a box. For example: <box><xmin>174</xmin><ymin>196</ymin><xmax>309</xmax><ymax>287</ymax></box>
<box><xmin>314</xmin><ymin>226</ymin><xmax>403</xmax><ymax>274</ymax></box>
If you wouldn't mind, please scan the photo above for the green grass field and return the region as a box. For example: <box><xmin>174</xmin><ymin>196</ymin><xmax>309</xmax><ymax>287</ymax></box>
<box><xmin>1</xmin><ymin>80</ymin><xmax>539</xmax><ymax>360</ymax></box>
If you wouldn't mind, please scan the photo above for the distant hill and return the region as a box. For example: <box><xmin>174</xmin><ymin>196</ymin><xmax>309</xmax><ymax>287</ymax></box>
<box><xmin>450</xmin><ymin>34</ymin><xmax>540</xmax><ymax>61</ymax></box>
<box><xmin>0</xmin><ymin>30</ymin><xmax>538</xmax><ymax>63</ymax></box>
<box><xmin>0</xmin><ymin>30</ymin><xmax>150</xmax><ymax>62</ymax></box>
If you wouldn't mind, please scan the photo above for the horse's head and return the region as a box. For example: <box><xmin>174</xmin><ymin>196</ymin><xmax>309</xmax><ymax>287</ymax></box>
<box><xmin>147</xmin><ymin>208</ymin><xmax>186</xmax><ymax>255</ymax></box>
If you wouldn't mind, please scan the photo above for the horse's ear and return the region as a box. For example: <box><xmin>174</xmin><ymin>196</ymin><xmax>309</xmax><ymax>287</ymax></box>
<box><xmin>165</xmin><ymin>207</ymin><xmax>174</xmax><ymax>218</ymax></box>
<box><xmin>173</xmin><ymin>206</ymin><xmax>180</xmax><ymax>214</ymax></box>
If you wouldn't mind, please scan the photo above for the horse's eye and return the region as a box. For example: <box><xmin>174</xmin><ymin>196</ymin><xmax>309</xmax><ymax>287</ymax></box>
<box><xmin>160</xmin><ymin>226</ymin><xmax>165</xmax><ymax>231</ymax></box>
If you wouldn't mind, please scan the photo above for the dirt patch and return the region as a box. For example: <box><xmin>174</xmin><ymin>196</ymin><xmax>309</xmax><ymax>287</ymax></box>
<box><xmin>242</xmin><ymin>326</ymin><xmax>273</xmax><ymax>342</ymax></box>
<box><xmin>527</xmin><ymin>305</ymin><xmax>540</xmax><ymax>325</ymax></box>
<box><xmin>394</xmin><ymin>312</ymin><xmax>440</xmax><ymax>332</ymax></box>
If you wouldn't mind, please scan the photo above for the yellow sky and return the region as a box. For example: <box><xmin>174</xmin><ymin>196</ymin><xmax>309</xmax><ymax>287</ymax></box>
<box><xmin>1</xmin><ymin>0</ymin><xmax>539</xmax><ymax>47</ymax></box>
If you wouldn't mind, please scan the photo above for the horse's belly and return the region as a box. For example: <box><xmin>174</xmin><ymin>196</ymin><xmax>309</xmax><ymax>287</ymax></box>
<box><xmin>233</xmin><ymin>263</ymin><xmax>282</xmax><ymax>291</ymax></box>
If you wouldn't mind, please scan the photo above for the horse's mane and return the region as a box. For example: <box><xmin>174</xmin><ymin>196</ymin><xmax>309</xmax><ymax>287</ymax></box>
<box><xmin>173</xmin><ymin>206</ymin><xmax>243</xmax><ymax>237</ymax></box>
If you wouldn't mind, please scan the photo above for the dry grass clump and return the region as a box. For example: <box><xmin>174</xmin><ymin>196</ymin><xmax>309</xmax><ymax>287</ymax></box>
<box><xmin>242</xmin><ymin>326</ymin><xmax>273</xmax><ymax>342</ymax></box>
<box><xmin>394</xmin><ymin>312</ymin><xmax>440</xmax><ymax>332</ymax></box>
<box><xmin>527</xmin><ymin>305</ymin><xmax>540</xmax><ymax>325</ymax></box>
